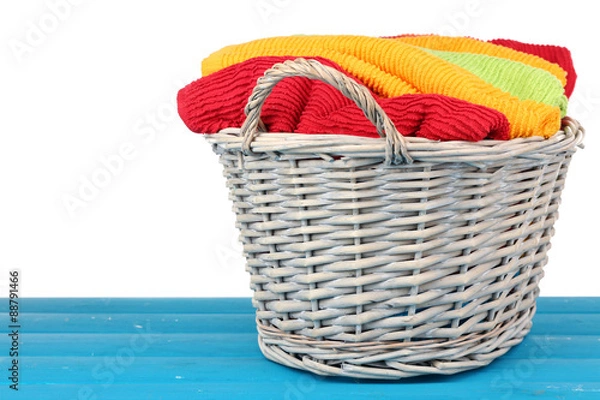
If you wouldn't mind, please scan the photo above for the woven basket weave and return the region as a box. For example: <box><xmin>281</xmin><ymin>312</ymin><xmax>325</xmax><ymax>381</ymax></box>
<box><xmin>206</xmin><ymin>58</ymin><xmax>585</xmax><ymax>379</ymax></box>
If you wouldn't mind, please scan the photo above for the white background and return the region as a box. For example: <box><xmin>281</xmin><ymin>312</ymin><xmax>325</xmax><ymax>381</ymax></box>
<box><xmin>1</xmin><ymin>0</ymin><xmax>598</xmax><ymax>297</ymax></box>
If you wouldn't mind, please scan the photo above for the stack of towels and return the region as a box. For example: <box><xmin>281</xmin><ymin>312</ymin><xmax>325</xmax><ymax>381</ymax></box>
<box><xmin>177</xmin><ymin>34</ymin><xmax>576</xmax><ymax>141</ymax></box>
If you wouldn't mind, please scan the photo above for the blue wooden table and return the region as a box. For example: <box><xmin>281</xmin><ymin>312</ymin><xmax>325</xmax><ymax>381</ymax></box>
<box><xmin>0</xmin><ymin>297</ymin><xmax>598</xmax><ymax>399</ymax></box>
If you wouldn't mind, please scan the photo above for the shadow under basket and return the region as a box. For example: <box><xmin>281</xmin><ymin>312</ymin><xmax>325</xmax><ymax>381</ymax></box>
<box><xmin>205</xmin><ymin>58</ymin><xmax>585</xmax><ymax>380</ymax></box>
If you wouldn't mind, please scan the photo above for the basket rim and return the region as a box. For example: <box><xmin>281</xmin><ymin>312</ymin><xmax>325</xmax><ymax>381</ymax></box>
<box><xmin>206</xmin><ymin>117</ymin><xmax>584</xmax><ymax>165</ymax></box>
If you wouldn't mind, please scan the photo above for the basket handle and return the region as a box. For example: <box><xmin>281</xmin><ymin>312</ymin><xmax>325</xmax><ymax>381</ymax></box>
<box><xmin>240</xmin><ymin>58</ymin><xmax>413</xmax><ymax>165</ymax></box>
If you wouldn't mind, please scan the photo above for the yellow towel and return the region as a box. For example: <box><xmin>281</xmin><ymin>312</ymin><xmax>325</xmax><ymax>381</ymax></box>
<box><xmin>202</xmin><ymin>35</ymin><xmax>561</xmax><ymax>138</ymax></box>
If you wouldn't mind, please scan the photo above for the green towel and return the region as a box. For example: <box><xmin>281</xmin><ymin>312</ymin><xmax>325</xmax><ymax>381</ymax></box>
<box><xmin>427</xmin><ymin>49</ymin><xmax>568</xmax><ymax>117</ymax></box>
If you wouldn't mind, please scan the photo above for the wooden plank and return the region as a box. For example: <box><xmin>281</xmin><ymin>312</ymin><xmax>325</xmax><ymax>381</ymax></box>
<box><xmin>530</xmin><ymin>314</ymin><xmax>600</xmax><ymax>335</ymax></box>
<box><xmin>4</xmin><ymin>356</ymin><xmax>600</xmax><ymax>384</ymax></box>
<box><xmin>12</xmin><ymin>333</ymin><xmax>600</xmax><ymax>359</ymax></box>
<box><xmin>9</xmin><ymin>382</ymin><xmax>600</xmax><ymax>400</ymax></box>
<box><xmin>1</xmin><ymin>311</ymin><xmax>598</xmax><ymax>335</ymax></box>
<box><xmin>1</xmin><ymin>296</ymin><xmax>596</xmax><ymax>314</ymax></box>
<box><xmin>534</xmin><ymin>297</ymin><xmax>600</xmax><ymax>314</ymax></box>
<box><xmin>17</xmin><ymin>333</ymin><xmax>262</xmax><ymax>357</ymax></box>
<box><xmin>2</xmin><ymin>356</ymin><xmax>600</xmax><ymax>400</ymax></box>
<box><xmin>2</xmin><ymin>296</ymin><xmax>597</xmax><ymax>313</ymax></box>
<box><xmin>0</xmin><ymin>313</ymin><xmax>258</xmax><ymax>333</ymax></box>
<box><xmin>0</xmin><ymin>297</ymin><xmax>255</xmax><ymax>314</ymax></box>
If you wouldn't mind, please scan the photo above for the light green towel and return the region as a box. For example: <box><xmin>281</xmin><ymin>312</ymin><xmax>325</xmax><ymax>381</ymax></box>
<box><xmin>427</xmin><ymin>49</ymin><xmax>568</xmax><ymax>117</ymax></box>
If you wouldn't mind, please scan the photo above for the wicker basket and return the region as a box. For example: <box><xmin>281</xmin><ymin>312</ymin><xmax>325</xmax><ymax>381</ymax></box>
<box><xmin>206</xmin><ymin>58</ymin><xmax>584</xmax><ymax>379</ymax></box>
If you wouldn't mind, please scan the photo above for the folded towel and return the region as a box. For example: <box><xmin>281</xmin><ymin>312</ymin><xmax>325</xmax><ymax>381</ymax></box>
<box><xmin>427</xmin><ymin>49</ymin><xmax>568</xmax><ymax>116</ymax></box>
<box><xmin>389</xmin><ymin>34</ymin><xmax>568</xmax><ymax>90</ymax></box>
<box><xmin>201</xmin><ymin>35</ymin><xmax>561</xmax><ymax>138</ymax></box>
<box><xmin>489</xmin><ymin>38</ymin><xmax>576</xmax><ymax>97</ymax></box>
<box><xmin>178</xmin><ymin>56</ymin><xmax>509</xmax><ymax>141</ymax></box>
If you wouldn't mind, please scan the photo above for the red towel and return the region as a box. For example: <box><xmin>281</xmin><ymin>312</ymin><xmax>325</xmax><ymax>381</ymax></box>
<box><xmin>177</xmin><ymin>56</ymin><xmax>509</xmax><ymax>141</ymax></box>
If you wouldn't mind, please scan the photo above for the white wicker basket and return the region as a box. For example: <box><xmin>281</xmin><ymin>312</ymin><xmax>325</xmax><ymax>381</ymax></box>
<box><xmin>206</xmin><ymin>58</ymin><xmax>584</xmax><ymax>379</ymax></box>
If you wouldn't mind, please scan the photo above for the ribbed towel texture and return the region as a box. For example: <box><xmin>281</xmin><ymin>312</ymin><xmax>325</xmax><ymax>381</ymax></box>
<box><xmin>390</xmin><ymin>34</ymin><xmax>576</xmax><ymax>98</ymax></box>
<box><xmin>426</xmin><ymin>49</ymin><xmax>568</xmax><ymax>116</ymax></box>
<box><xmin>489</xmin><ymin>38</ymin><xmax>576</xmax><ymax>97</ymax></box>
<box><xmin>178</xmin><ymin>56</ymin><xmax>510</xmax><ymax>141</ymax></box>
<box><xmin>201</xmin><ymin>35</ymin><xmax>563</xmax><ymax>138</ymax></box>
<box><xmin>178</xmin><ymin>34</ymin><xmax>576</xmax><ymax>142</ymax></box>
<box><xmin>389</xmin><ymin>35</ymin><xmax>569</xmax><ymax>88</ymax></box>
